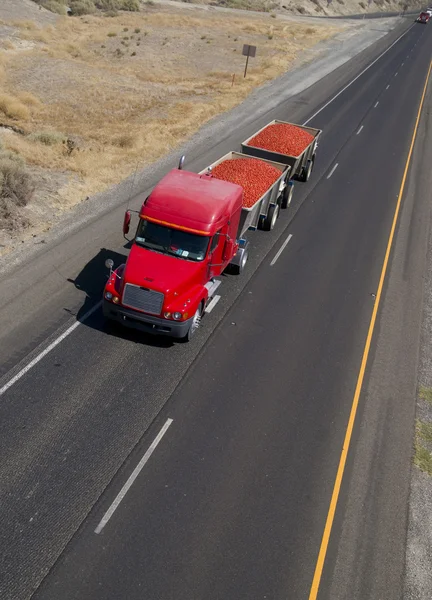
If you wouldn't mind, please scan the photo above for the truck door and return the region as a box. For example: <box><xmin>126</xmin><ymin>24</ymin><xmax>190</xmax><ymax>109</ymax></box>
<box><xmin>208</xmin><ymin>229</ymin><xmax>225</xmax><ymax>278</ymax></box>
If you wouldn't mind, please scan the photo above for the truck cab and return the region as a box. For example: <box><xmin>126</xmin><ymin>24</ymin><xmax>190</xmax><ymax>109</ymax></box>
<box><xmin>103</xmin><ymin>169</ymin><xmax>243</xmax><ymax>340</ymax></box>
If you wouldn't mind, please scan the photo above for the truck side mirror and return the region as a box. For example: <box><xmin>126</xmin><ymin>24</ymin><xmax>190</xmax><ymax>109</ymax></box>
<box><xmin>123</xmin><ymin>210</ymin><xmax>131</xmax><ymax>236</ymax></box>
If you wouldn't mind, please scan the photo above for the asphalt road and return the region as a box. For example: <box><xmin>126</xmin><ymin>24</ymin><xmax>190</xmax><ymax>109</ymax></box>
<box><xmin>1</xmin><ymin>17</ymin><xmax>431</xmax><ymax>600</ymax></box>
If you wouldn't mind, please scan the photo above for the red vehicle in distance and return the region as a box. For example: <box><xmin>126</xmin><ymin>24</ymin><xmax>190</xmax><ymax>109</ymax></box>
<box><xmin>417</xmin><ymin>11</ymin><xmax>430</xmax><ymax>23</ymax></box>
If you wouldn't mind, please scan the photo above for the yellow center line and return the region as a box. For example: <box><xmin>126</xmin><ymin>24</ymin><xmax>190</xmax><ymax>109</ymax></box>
<box><xmin>308</xmin><ymin>59</ymin><xmax>432</xmax><ymax>600</ymax></box>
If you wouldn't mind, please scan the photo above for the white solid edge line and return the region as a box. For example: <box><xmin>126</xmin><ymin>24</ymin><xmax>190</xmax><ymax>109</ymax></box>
<box><xmin>327</xmin><ymin>163</ymin><xmax>339</xmax><ymax>179</ymax></box>
<box><xmin>302</xmin><ymin>24</ymin><xmax>414</xmax><ymax>126</ymax></box>
<box><xmin>270</xmin><ymin>234</ymin><xmax>293</xmax><ymax>266</ymax></box>
<box><xmin>374</xmin><ymin>101</ymin><xmax>379</xmax><ymax>108</ymax></box>
<box><xmin>95</xmin><ymin>418</ymin><xmax>173</xmax><ymax>534</ymax></box>
<box><xmin>205</xmin><ymin>295</ymin><xmax>221</xmax><ymax>314</ymax></box>
<box><xmin>356</xmin><ymin>125</ymin><xmax>364</xmax><ymax>135</ymax></box>
<box><xmin>0</xmin><ymin>300</ymin><xmax>102</xmax><ymax>397</ymax></box>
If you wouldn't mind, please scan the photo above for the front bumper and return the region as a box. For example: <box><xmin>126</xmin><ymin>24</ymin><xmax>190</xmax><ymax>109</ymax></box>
<box><xmin>103</xmin><ymin>300</ymin><xmax>192</xmax><ymax>338</ymax></box>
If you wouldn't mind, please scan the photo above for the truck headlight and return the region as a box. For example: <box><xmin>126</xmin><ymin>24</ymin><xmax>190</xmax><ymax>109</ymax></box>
<box><xmin>105</xmin><ymin>291</ymin><xmax>113</xmax><ymax>300</ymax></box>
<box><xmin>164</xmin><ymin>312</ymin><xmax>171</xmax><ymax>319</ymax></box>
<box><xmin>172</xmin><ymin>312</ymin><xmax>182</xmax><ymax>320</ymax></box>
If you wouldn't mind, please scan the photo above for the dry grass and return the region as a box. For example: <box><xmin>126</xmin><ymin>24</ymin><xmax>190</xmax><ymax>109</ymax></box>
<box><xmin>0</xmin><ymin>7</ymin><xmax>339</xmax><ymax>207</ymax></box>
<box><xmin>16</xmin><ymin>91</ymin><xmax>42</xmax><ymax>107</ymax></box>
<box><xmin>415</xmin><ymin>420</ymin><xmax>432</xmax><ymax>476</ymax></box>
<box><xmin>419</xmin><ymin>386</ymin><xmax>432</xmax><ymax>404</ymax></box>
<box><xmin>0</xmin><ymin>93</ymin><xmax>30</xmax><ymax>120</ymax></box>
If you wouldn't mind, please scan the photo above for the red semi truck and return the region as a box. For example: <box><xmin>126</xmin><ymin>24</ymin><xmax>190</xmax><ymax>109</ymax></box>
<box><xmin>103</xmin><ymin>121</ymin><xmax>321</xmax><ymax>340</ymax></box>
<box><xmin>417</xmin><ymin>11</ymin><xmax>430</xmax><ymax>23</ymax></box>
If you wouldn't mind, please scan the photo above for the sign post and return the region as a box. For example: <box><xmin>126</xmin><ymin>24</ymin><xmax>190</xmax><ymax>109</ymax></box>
<box><xmin>242</xmin><ymin>44</ymin><xmax>257</xmax><ymax>78</ymax></box>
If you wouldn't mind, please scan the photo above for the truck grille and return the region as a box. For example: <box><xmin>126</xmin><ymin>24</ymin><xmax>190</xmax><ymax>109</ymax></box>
<box><xmin>122</xmin><ymin>284</ymin><xmax>164</xmax><ymax>315</ymax></box>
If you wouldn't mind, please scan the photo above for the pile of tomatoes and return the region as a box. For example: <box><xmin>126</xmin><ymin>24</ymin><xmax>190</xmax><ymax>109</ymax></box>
<box><xmin>248</xmin><ymin>123</ymin><xmax>314</xmax><ymax>157</ymax></box>
<box><xmin>211</xmin><ymin>158</ymin><xmax>282</xmax><ymax>208</ymax></box>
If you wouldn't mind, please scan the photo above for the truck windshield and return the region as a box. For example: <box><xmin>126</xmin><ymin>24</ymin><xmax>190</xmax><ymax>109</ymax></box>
<box><xmin>135</xmin><ymin>219</ymin><xmax>209</xmax><ymax>262</ymax></box>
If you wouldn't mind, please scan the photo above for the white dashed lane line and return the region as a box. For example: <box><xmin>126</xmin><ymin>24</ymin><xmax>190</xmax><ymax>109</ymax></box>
<box><xmin>327</xmin><ymin>163</ymin><xmax>339</xmax><ymax>180</ymax></box>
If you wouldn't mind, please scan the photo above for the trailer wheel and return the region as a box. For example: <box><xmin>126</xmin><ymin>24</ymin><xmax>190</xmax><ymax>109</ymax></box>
<box><xmin>300</xmin><ymin>158</ymin><xmax>314</xmax><ymax>182</ymax></box>
<box><xmin>281</xmin><ymin>182</ymin><xmax>294</xmax><ymax>209</ymax></box>
<box><xmin>262</xmin><ymin>203</ymin><xmax>280</xmax><ymax>231</ymax></box>
<box><xmin>181</xmin><ymin>302</ymin><xmax>203</xmax><ymax>342</ymax></box>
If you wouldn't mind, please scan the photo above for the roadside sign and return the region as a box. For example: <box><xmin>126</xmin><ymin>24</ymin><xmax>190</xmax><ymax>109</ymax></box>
<box><xmin>242</xmin><ymin>44</ymin><xmax>257</xmax><ymax>78</ymax></box>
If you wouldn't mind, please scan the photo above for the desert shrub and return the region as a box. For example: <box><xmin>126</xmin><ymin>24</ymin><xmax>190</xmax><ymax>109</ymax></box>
<box><xmin>336</xmin><ymin>0</ymin><xmax>344</xmax><ymax>4</ymax></box>
<box><xmin>107</xmin><ymin>31</ymin><xmax>117</xmax><ymax>36</ymax></box>
<box><xmin>112</xmin><ymin>133</ymin><xmax>135</xmax><ymax>147</ymax></box>
<box><xmin>39</xmin><ymin>0</ymin><xmax>68</xmax><ymax>14</ymax></box>
<box><xmin>69</xmin><ymin>0</ymin><xmax>96</xmax><ymax>15</ymax></box>
<box><xmin>95</xmin><ymin>0</ymin><xmax>118</xmax><ymax>8</ymax></box>
<box><xmin>16</xmin><ymin>92</ymin><xmax>42</xmax><ymax>107</ymax></box>
<box><xmin>104</xmin><ymin>9</ymin><xmax>119</xmax><ymax>16</ymax></box>
<box><xmin>29</xmin><ymin>131</ymin><xmax>66</xmax><ymax>145</ymax></box>
<box><xmin>0</xmin><ymin>94</ymin><xmax>30</xmax><ymax>121</ymax></box>
<box><xmin>0</xmin><ymin>142</ymin><xmax>34</xmax><ymax>210</ymax></box>
<box><xmin>296</xmin><ymin>6</ymin><xmax>306</xmax><ymax>13</ymax></box>
<box><xmin>0</xmin><ymin>160</ymin><xmax>34</xmax><ymax>207</ymax></box>
<box><xmin>359</xmin><ymin>1</ymin><xmax>366</xmax><ymax>8</ymax></box>
<box><xmin>96</xmin><ymin>0</ymin><xmax>139</xmax><ymax>8</ymax></box>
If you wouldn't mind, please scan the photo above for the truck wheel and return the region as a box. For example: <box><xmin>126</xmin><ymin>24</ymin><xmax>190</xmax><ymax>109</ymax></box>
<box><xmin>300</xmin><ymin>158</ymin><xmax>314</xmax><ymax>182</ymax></box>
<box><xmin>181</xmin><ymin>303</ymin><xmax>203</xmax><ymax>342</ymax></box>
<box><xmin>281</xmin><ymin>182</ymin><xmax>294</xmax><ymax>209</ymax></box>
<box><xmin>230</xmin><ymin>246</ymin><xmax>249</xmax><ymax>275</ymax></box>
<box><xmin>262</xmin><ymin>203</ymin><xmax>280</xmax><ymax>231</ymax></box>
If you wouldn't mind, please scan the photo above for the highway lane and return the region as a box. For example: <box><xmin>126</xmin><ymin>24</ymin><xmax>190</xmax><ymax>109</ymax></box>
<box><xmin>0</xmin><ymin>19</ymin><xmax>430</xmax><ymax>600</ymax></box>
<box><xmin>30</xmin><ymin>25</ymin><xmax>432</xmax><ymax>600</ymax></box>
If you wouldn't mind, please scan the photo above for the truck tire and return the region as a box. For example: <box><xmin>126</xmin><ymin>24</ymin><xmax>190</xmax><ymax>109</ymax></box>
<box><xmin>230</xmin><ymin>246</ymin><xmax>249</xmax><ymax>275</ymax></box>
<box><xmin>181</xmin><ymin>302</ymin><xmax>203</xmax><ymax>342</ymax></box>
<box><xmin>261</xmin><ymin>203</ymin><xmax>280</xmax><ymax>231</ymax></box>
<box><xmin>299</xmin><ymin>158</ymin><xmax>313</xmax><ymax>182</ymax></box>
<box><xmin>281</xmin><ymin>182</ymin><xmax>294</xmax><ymax>209</ymax></box>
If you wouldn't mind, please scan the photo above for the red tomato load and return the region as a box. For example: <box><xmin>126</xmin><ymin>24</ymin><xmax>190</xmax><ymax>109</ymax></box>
<box><xmin>211</xmin><ymin>158</ymin><xmax>281</xmax><ymax>208</ymax></box>
<box><xmin>248</xmin><ymin>123</ymin><xmax>314</xmax><ymax>158</ymax></box>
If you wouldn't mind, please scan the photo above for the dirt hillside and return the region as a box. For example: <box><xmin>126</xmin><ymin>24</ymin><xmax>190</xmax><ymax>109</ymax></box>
<box><xmin>177</xmin><ymin>0</ymin><xmax>423</xmax><ymax>17</ymax></box>
<box><xmin>1</xmin><ymin>0</ymin><xmax>57</xmax><ymax>25</ymax></box>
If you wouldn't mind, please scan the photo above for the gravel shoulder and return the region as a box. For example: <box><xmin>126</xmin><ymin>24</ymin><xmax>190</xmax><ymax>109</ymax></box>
<box><xmin>404</xmin><ymin>165</ymin><xmax>432</xmax><ymax>598</ymax></box>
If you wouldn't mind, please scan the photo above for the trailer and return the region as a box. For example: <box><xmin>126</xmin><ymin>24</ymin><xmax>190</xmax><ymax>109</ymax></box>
<box><xmin>241</xmin><ymin>120</ymin><xmax>322</xmax><ymax>186</ymax></box>
<box><xmin>200</xmin><ymin>151</ymin><xmax>290</xmax><ymax>232</ymax></box>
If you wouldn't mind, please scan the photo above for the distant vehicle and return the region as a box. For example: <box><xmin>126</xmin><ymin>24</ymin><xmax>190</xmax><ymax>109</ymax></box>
<box><xmin>417</xmin><ymin>11</ymin><xmax>430</xmax><ymax>23</ymax></box>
